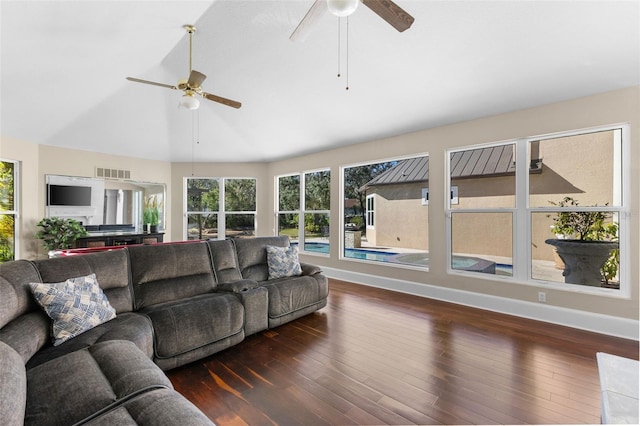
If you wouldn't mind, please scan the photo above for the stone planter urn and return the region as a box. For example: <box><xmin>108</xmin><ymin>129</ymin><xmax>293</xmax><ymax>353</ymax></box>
<box><xmin>545</xmin><ymin>239</ymin><xmax>619</xmax><ymax>286</ymax></box>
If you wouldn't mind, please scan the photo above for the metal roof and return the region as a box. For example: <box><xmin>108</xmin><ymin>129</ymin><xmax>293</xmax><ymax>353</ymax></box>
<box><xmin>450</xmin><ymin>145</ymin><xmax>516</xmax><ymax>178</ymax></box>
<box><xmin>363</xmin><ymin>156</ymin><xmax>429</xmax><ymax>189</ymax></box>
<box><xmin>363</xmin><ymin>145</ymin><xmax>520</xmax><ymax>189</ymax></box>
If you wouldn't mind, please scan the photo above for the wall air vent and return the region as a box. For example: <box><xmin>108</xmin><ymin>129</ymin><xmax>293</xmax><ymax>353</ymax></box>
<box><xmin>96</xmin><ymin>167</ymin><xmax>132</xmax><ymax>180</ymax></box>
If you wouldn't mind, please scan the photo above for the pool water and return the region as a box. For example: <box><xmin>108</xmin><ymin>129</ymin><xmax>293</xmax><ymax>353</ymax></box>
<box><xmin>300</xmin><ymin>242</ymin><xmax>509</xmax><ymax>274</ymax></box>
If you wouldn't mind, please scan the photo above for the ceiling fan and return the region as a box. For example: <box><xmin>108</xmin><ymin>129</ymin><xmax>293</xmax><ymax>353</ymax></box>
<box><xmin>127</xmin><ymin>25</ymin><xmax>241</xmax><ymax>110</ymax></box>
<box><xmin>290</xmin><ymin>0</ymin><xmax>415</xmax><ymax>42</ymax></box>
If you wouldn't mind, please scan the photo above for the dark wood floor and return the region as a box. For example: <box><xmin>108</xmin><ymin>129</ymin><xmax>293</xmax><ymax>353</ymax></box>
<box><xmin>168</xmin><ymin>279</ymin><xmax>639</xmax><ymax>425</ymax></box>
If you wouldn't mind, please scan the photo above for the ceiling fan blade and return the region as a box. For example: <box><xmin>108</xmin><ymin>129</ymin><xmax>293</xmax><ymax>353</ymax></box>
<box><xmin>362</xmin><ymin>0</ymin><xmax>415</xmax><ymax>32</ymax></box>
<box><xmin>202</xmin><ymin>92</ymin><xmax>242</xmax><ymax>109</ymax></box>
<box><xmin>126</xmin><ymin>77</ymin><xmax>177</xmax><ymax>90</ymax></box>
<box><xmin>187</xmin><ymin>70</ymin><xmax>207</xmax><ymax>88</ymax></box>
<box><xmin>290</xmin><ymin>0</ymin><xmax>326</xmax><ymax>42</ymax></box>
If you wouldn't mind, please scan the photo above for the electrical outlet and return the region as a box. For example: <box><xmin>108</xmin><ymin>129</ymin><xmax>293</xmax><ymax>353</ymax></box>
<box><xmin>538</xmin><ymin>292</ymin><xmax>546</xmax><ymax>303</ymax></box>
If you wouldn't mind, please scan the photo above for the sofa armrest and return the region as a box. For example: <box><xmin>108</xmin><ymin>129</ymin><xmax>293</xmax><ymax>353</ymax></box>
<box><xmin>300</xmin><ymin>263</ymin><xmax>322</xmax><ymax>276</ymax></box>
<box><xmin>0</xmin><ymin>342</ymin><xmax>26</xmax><ymax>426</ymax></box>
<box><xmin>216</xmin><ymin>280</ymin><xmax>268</xmax><ymax>336</ymax></box>
<box><xmin>217</xmin><ymin>279</ymin><xmax>260</xmax><ymax>293</ymax></box>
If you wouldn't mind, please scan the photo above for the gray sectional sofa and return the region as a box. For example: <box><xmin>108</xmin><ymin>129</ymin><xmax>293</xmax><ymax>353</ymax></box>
<box><xmin>0</xmin><ymin>236</ymin><xmax>328</xmax><ymax>425</ymax></box>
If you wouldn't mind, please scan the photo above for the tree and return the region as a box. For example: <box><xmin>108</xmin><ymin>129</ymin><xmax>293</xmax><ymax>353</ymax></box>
<box><xmin>0</xmin><ymin>161</ymin><xmax>15</xmax><ymax>262</ymax></box>
<box><xmin>344</xmin><ymin>162</ymin><xmax>396</xmax><ymax>229</ymax></box>
<box><xmin>277</xmin><ymin>175</ymin><xmax>301</xmax><ymax>236</ymax></box>
<box><xmin>187</xmin><ymin>179</ymin><xmax>219</xmax><ymax>240</ymax></box>
<box><xmin>305</xmin><ymin>171</ymin><xmax>330</xmax><ymax>210</ymax></box>
<box><xmin>225</xmin><ymin>179</ymin><xmax>256</xmax><ymax>231</ymax></box>
<box><xmin>225</xmin><ymin>179</ymin><xmax>256</xmax><ymax>211</ymax></box>
<box><xmin>278</xmin><ymin>175</ymin><xmax>300</xmax><ymax>211</ymax></box>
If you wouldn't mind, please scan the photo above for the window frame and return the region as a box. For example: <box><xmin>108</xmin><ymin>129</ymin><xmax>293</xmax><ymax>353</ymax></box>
<box><xmin>275</xmin><ymin>173</ymin><xmax>301</xmax><ymax>243</ymax></box>
<box><xmin>184</xmin><ymin>176</ymin><xmax>257</xmax><ymax>241</ymax></box>
<box><xmin>445</xmin><ymin>124</ymin><xmax>630</xmax><ymax>298</ymax></box>
<box><xmin>275</xmin><ymin>168</ymin><xmax>331</xmax><ymax>256</ymax></box>
<box><xmin>223</xmin><ymin>178</ymin><xmax>258</xmax><ymax>239</ymax></box>
<box><xmin>340</xmin><ymin>154</ymin><xmax>430</xmax><ymax>270</ymax></box>
<box><xmin>302</xmin><ymin>169</ymin><xmax>331</xmax><ymax>250</ymax></box>
<box><xmin>366</xmin><ymin>194</ymin><xmax>375</xmax><ymax>229</ymax></box>
<box><xmin>0</xmin><ymin>159</ymin><xmax>19</xmax><ymax>262</ymax></box>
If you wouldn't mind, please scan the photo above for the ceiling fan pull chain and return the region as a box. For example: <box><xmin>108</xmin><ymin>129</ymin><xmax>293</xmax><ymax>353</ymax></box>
<box><xmin>345</xmin><ymin>16</ymin><xmax>349</xmax><ymax>91</ymax></box>
<box><xmin>188</xmin><ymin>26</ymin><xmax>194</xmax><ymax>74</ymax></box>
<box><xmin>191</xmin><ymin>109</ymin><xmax>196</xmax><ymax>176</ymax></box>
<box><xmin>337</xmin><ymin>17</ymin><xmax>341</xmax><ymax>78</ymax></box>
<box><xmin>196</xmin><ymin>108</ymin><xmax>200</xmax><ymax>146</ymax></box>
<box><xmin>191</xmin><ymin>113</ymin><xmax>195</xmax><ymax>176</ymax></box>
<box><xmin>191</xmin><ymin>108</ymin><xmax>200</xmax><ymax>177</ymax></box>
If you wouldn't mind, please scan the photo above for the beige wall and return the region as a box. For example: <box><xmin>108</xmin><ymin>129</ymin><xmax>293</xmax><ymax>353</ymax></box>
<box><xmin>366</xmin><ymin>184</ymin><xmax>429</xmax><ymax>250</ymax></box>
<box><xmin>0</xmin><ymin>139</ymin><xmax>172</xmax><ymax>259</ymax></box>
<box><xmin>267</xmin><ymin>87</ymin><xmax>639</xmax><ymax>321</ymax></box>
<box><xmin>3</xmin><ymin>87</ymin><xmax>638</xmax><ymax>324</ymax></box>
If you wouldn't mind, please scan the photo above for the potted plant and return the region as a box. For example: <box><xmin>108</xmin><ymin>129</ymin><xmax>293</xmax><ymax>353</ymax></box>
<box><xmin>35</xmin><ymin>217</ymin><xmax>88</xmax><ymax>255</ymax></box>
<box><xmin>143</xmin><ymin>195</ymin><xmax>160</xmax><ymax>233</ymax></box>
<box><xmin>545</xmin><ymin>197</ymin><xmax>619</xmax><ymax>286</ymax></box>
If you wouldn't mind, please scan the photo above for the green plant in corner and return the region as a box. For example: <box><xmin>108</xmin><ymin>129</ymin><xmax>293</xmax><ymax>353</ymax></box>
<box><xmin>35</xmin><ymin>217</ymin><xmax>88</xmax><ymax>251</ymax></box>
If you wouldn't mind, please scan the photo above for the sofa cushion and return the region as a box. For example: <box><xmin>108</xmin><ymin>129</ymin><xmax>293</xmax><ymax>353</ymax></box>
<box><xmin>143</xmin><ymin>293</ymin><xmax>244</xmax><ymax>360</ymax></box>
<box><xmin>29</xmin><ymin>273</ymin><xmax>117</xmax><ymax>346</ymax></box>
<box><xmin>128</xmin><ymin>242</ymin><xmax>216</xmax><ymax>309</ymax></box>
<box><xmin>0</xmin><ymin>260</ymin><xmax>42</xmax><ymax>329</ymax></box>
<box><xmin>207</xmin><ymin>239</ymin><xmax>243</xmax><ymax>283</ymax></box>
<box><xmin>33</xmin><ymin>249</ymin><xmax>134</xmax><ymax>314</ymax></box>
<box><xmin>26</xmin><ymin>312</ymin><xmax>154</xmax><ymax>370</ymax></box>
<box><xmin>266</xmin><ymin>244</ymin><xmax>302</xmax><ymax>279</ymax></box>
<box><xmin>82</xmin><ymin>387</ymin><xmax>215</xmax><ymax>425</ymax></box>
<box><xmin>25</xmin><ymin>340</ymin><xmax>172</xmax><ymax>426</ymax></box>
<box><xmin>0</xmin><ymin>341</ymin><xmax>26</xmax><ymax>426</ymax></box>
<box><xmin>0</xmin><ymin>311</ymin><xmax>51</xmax><ymax>364</ymax></box>
<box><xmin>233</xmin><ymin>236</ymin><xmax>290</xmax><ymax>281</ymax></box>
<box><xmin>263</xmin><ymin>274</ymin><xmax>329</xmax><ymax>319</ymax></box>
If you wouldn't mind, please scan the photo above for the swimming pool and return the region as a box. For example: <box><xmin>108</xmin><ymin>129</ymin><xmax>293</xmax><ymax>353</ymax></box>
<box><xmin>299</xmin><ymin>242</ymin><xmax>502</xmax><ymax>273</ymax></box>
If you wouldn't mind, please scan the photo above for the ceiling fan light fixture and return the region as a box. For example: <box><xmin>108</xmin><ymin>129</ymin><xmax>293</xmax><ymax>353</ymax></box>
<box><xmin>180</xmin><ymin>92</ymin><xmax>200</xmax><ymax>110</ymax></box>
<box><xmin>327</xmin><ymin>0</ymin><xmax>359</xmax><ymax>17</ymax></box>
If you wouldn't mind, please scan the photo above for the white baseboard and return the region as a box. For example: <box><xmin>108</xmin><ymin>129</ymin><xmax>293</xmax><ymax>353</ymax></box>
<box><xmin>322</xmin><ymin>267</ymin><xmax>640</xmax><ymax>341</ymax></box>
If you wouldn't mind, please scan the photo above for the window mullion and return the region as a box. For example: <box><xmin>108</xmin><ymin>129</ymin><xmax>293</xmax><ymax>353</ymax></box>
<box><xmin>219</xmin><ymin>179</ymin><xmax>226</xmax><ymax>240</ymax></box>
<box><xmin>299</xmin><ymin>173</ymin><xmax>305</xmax><ymax>244</ymax></box>
<box><xmin>515</xmin><ymin>139</ymin><xmax>529</xmax><ymax>282</ymax></box>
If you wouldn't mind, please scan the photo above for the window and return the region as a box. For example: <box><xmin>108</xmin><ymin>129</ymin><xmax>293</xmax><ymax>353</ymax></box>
<box><xmin>276</xmin><ymin>169</ymin><xmax>330</xmax><ymax>254</ymax></box>
<box><xmin>0</xmin><ymin>160</ymin><xmax>18</xmax><ymax>262</ymax></box>
<box><xmin>224</xmin><ymin>178</ymin><xmax>257</xmax><ymax>238</ymax></box>
<box><xmin>343</xmin><ymin>155</ymin><xmax>429</xmax><ymax>268</ymax></box>
<box><xmin>277</xmin><ymin>174</ymin><xmax>300</xmax><ymax>243</ymax></box>
<box><xmin>448</xmin><ymin>143</ymin><xmax>516</xmax><ymax>277</ymax></box>
<box><xmin>366</xmin><ymin>195</ymin><xmax>375</xmax><ymax>227</ymax></box>
<box><xmin>185</xmin><ymin>177</ymin><xmax>256</xmax><ymax>240</ymax></box>
<box><xmin>529</xmin><ymin>128</ymin><xmax>624</xmax><ymax>289</ymax></box>
<box><xmin>304</xmin><ymin>170</ymin><xmax>330</xmax><ymax>250</ymax></box>
<box><xmin>447</xmin><ymin>126</ymin><xmax>627</xmax><ymax>294</ymax></box>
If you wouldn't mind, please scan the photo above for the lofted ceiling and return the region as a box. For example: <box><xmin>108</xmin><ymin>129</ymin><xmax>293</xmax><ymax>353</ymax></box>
<box><xmin>1</xmin><ymin>0</ymin><xmax>639</xmax><ymax>163</ymax></box>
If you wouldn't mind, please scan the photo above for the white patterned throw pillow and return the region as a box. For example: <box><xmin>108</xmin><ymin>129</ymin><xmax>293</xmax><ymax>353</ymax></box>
<box><xmin>266</xmin><ymin>245</ymin><xmax>302</xmax><ymax>279</ymax></box>
<box><xmin>29</xmin><ymin>273</ymin><xmax>116</xmax><ymax>346</ymax></box>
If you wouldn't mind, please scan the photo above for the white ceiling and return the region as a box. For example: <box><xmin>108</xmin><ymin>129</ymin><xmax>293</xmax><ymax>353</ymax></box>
<box><xmin>2</xmin><ymin>1</ymin><xmax>639</xmax><ymax>163</ymax></box>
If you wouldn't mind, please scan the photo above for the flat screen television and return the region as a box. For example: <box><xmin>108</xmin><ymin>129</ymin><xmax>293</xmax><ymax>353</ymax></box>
<box><xmin>47</xmin><ymin>184</ymin><xmax>92</xmax><ymax>206</ymax></box>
